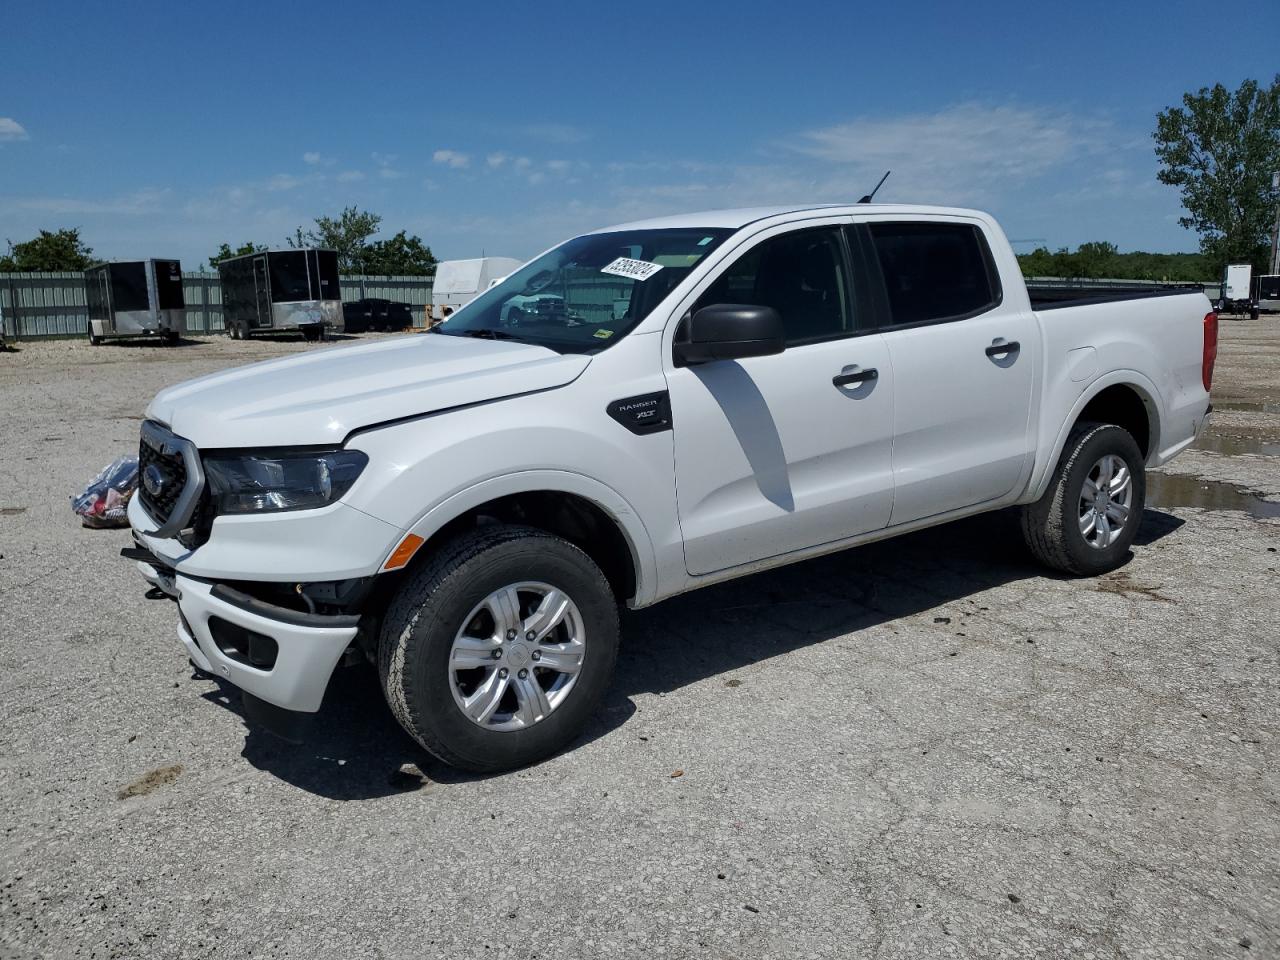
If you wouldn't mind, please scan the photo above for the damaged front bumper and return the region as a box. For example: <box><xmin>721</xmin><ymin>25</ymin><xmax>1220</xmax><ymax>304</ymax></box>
<box><xmin>127</xmin><ymin>542</ymin><xmax>360</xmax><ymax>715</ymax></box>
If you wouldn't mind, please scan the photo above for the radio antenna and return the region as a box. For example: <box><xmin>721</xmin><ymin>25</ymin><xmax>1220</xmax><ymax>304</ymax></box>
<box><xmin>858</xmin><ymin>170</ymin><xmax>891</xmax><ymax>204</ymax></box>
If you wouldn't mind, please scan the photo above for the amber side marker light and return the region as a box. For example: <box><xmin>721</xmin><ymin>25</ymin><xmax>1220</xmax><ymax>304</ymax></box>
<box><xmin>383</xmin><ymin>533</ymin><xmax>425</xmax><ymax>571</ymax></box>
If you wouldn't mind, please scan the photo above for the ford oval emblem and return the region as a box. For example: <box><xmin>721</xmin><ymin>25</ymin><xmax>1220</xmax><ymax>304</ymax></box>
<box><xmin>142</xmin><ymin>463</ymin><xmax>167</xmax><ymax>498</ymax></box>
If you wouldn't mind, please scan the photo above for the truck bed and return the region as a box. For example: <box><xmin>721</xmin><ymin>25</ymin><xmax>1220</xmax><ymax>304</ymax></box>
<box><xmin>1028</xmin><ymin>284</ymin><xmax>1206</xmax><ymax>311</ymax></box>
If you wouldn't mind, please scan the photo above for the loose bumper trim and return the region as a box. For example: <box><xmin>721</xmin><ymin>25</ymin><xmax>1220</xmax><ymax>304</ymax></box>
<box><xmin>172</xmin><ymin>574</ymin><xmax>358</xmax><ymax>713</ymax></box>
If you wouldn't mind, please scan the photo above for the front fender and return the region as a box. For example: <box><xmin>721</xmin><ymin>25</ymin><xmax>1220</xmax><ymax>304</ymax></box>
<box><xmin>395</xmin><ymin>470</ymin><xmax>660</xmax><ymax>608</ymax></box>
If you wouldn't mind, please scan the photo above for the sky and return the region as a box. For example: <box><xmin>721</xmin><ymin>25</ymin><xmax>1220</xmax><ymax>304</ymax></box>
<box><xmin>1</xmin><ymin>0</ymin><xmax>1278</xmax><ymax>267</ymax></box>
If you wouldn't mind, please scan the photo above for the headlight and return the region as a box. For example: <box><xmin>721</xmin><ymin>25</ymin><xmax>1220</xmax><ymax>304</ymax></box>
<box><xmin>203</xmin><ymin>449</ymin><xmax>368</xmax><ymax>514</ymax></box>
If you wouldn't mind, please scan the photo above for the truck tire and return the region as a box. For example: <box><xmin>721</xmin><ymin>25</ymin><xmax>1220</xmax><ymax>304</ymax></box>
<box><xmin>1020</xmin><ymin>421</ymin><xmax>1145</xmax><ymax>576</ymax></box>
<box><xmin>378</xmin><ymin>524</ymin><xmax>619</xmax><ymax>772</ymax></box>
<box><xmin>87</xmin><ymin>323</ymin><xmax>103</xmax><ymax>346</ymax></box>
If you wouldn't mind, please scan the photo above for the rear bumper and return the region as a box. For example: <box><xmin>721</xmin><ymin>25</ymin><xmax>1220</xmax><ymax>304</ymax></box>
<box><xmin>137</xmin><ymin>560</ymin><xmax>357</xmax><ymax>713</ymax></box>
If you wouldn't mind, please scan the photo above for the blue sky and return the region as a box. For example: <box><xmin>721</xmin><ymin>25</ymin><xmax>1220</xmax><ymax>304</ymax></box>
<box><xmin>2</xmin><ymin>0</ymin><xmax>1278</xmax><ymax>267</ymax></box>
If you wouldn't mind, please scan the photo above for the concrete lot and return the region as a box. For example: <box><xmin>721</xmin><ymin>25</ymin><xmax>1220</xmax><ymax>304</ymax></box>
<box><xmin>1</xmin><ymin>321</ymin><xmax>1277</xmax><ymax>959</ymax></box>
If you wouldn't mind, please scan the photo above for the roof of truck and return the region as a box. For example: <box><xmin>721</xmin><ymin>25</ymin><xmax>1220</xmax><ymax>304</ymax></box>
<box><xmin>594</xmin><ymin>203</ymin><xmax>989</xmax><ymax>233</ymax></box>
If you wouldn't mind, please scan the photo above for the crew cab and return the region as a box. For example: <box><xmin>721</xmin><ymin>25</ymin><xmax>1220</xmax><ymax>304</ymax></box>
<box><xmin>126</xmin><ymin>204</ymin><xmax>1216</xmax><ymax>772</ymax></box>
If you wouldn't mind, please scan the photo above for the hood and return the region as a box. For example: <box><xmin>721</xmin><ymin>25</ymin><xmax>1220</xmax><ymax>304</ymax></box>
<box><xmin>146</xmin><ymin>333</ymin><xmax>591</xmax><ymax>448</ymax></box>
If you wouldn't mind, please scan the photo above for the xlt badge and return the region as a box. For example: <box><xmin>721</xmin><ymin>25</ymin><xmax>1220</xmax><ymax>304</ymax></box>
<box><xmin>606</xmin><ymin>392</ymin><xmax>672</xmax><ymax>435</ymax></box>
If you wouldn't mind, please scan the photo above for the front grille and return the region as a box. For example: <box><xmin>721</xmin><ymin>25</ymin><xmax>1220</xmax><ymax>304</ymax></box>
<box><xmin>138</xmin><ymin>435</ymin><xmax>188</xmax><ymax>525</ymax></box>
<box><xmin>137</xmin><ymin>420</ymin><xmax>203</xmax><ymax>539</ymax></box>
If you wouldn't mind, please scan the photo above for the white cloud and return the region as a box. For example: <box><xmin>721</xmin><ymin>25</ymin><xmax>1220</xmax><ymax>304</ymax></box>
<box><xmin>1</xmin><ymin>187</ymin><xmax>172</xmax><ymax>216</ymax></box>
<box><xmin>790</xmin><ymin>102</ymin><xmax>1108</xmax><ymax>201</ymax></box>
<box><xmin>336</xmin><ymin>170</ymin><xmax>365</xmax><ymax>182</ymax></box>
<box><xmin>433</xmin><ymin>149</ymin><xmax>470</xmax><ymax>169</ymax></box>
<box><xmin>486</xmin><ymin>152</ymin><xmax>508</xmax><ymax>169</ymax></box>
<box><xmin>266</xmin><ymin>174</ymin><xmax>302</xmax><ymax>191</ymax></box>
<box><xmin>0</xmin><ymin>118</ymin><xmax>29</xmax><ymax>141</ymax></box>
<box><xmin>378</xmin><ymin>167</ymin><xmax>403</xmax><ymax>180</ymax></box>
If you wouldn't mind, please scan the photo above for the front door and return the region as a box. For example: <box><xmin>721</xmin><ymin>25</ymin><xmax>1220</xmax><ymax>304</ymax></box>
<box><xmin>252</xmin><ymin>256</ymin><xmax>271</xmax><ymax>329</ymax></box>
<box><xmin>666</xmin><ymin>222</ymin><xmax>895</xmax><ymax>576</ymax></box>
<box><xmin>862</xmin><ymin>219</ymin><xmax>1036</xmax><ymax>525</ymax></box>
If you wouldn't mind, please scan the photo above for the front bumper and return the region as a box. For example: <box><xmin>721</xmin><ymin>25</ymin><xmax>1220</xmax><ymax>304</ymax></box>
<box><xmin>137</xmin><ymin>559</ymin><xmax>358</xmax><ymax>713</ymax></box>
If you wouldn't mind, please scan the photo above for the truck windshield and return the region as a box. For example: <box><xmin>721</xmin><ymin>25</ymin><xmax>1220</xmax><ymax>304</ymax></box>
<box><xmin>432</xmin><ymin>228</ymin><xmax>733</xmax><ymax>353</ymax></box>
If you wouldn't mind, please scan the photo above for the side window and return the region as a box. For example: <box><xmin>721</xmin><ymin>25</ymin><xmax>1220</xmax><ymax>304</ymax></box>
<box><xmin>694</xmin><ymin>227</ymin><xmax>852</xmax><ymax>345</ymax></box>
<box><xmin>868</xmin><ymin>222</ymin><xmax>1001</xmax><ymax>326</ymax></box>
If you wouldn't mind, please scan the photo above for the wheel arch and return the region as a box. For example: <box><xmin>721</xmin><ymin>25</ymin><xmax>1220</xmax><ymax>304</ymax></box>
<box><xmin>395</xmin><ymin>471</ymin><xmax>658</xmax><ymax>607</ymax></box>
<box><xmin>1029</xmin><ymin>372</ymin><xmax>1163</xmax><ymax>502</ymax></box>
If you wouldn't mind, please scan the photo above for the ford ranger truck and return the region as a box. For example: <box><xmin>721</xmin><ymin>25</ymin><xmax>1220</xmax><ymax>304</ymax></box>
<box><xmin>126</xmin><ymin>204</ymin><xmax>1216</xmax><ymax>772</ymax></box>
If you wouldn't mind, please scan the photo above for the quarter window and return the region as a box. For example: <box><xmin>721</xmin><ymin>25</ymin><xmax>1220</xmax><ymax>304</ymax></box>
<box><xmin>868</xmin><ymin>222</ymin><xmax>1000</xmax><ymax>326</ymax></box>
<box><xmin>694</xmin><ymin>227</ymin><xmax>852</xmax><ymax>345</ymax></box>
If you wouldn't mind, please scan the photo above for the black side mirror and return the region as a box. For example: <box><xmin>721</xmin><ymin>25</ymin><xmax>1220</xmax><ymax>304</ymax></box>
<box><xmin>673</xmin><ymin>303</ymin><xmax>785</xmax><ymax>366</ymax></box>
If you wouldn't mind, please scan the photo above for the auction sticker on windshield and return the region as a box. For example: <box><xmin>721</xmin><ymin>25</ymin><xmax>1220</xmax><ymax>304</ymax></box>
<box><xmin>601</xmin><ymin>257</ymin><xmax>664</xmax><ymax>281</ymax></box>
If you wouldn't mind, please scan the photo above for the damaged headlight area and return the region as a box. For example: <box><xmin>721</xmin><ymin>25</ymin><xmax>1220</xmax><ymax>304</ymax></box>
<box><xmin>203</xmin><ymin>449</ymin><xmax>368</xmax><ymax>514</ymax></box>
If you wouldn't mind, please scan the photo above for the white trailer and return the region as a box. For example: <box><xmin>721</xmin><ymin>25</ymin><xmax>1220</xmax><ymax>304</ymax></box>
<box><xmin>430</xmin><ymin>257</ymin><xmax>523</xmax><ymax>323</ymax></box>
<box><xmin>1221</xmin><ymin>263</ymin><xmax>1256</xmax><ymax>317</ymax></box>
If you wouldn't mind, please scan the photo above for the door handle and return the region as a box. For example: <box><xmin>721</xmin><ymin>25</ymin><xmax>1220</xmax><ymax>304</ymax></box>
<box><xmin>832</xmin><ymin>367</ymin><xmax>878</xmax><ymax>387</ymax></box>
<box><xmin>985</xmin><ymin>339</ymin><xmax>1020</xmax><ymax>358</ymax></box>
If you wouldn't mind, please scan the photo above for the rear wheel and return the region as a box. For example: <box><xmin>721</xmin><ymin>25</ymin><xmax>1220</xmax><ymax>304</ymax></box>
<box><xmin>1021</xmin><ymin>421</ymin><xmax>1145</xmax><ymax>575</ymax></box>
<box><xmin>87</xmin><ymin>323</ymin><xmax>103</xmax><ymax>346</ymax></box>
<box><xmin>302</xmin><ymin>325</ymin><xmax>323</xmax><ymax>342</ymax></box>
<box><xmin>378</xmin><ymin>524</ymin><xmax>619</xmax><ymax>772</ymax></box>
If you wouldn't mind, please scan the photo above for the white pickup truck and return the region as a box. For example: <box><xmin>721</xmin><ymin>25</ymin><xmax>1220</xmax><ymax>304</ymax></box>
<box><xmin>127</xmin><ymin>204</ymin><xmax>1217</xmax><ymax>771</ymax></box>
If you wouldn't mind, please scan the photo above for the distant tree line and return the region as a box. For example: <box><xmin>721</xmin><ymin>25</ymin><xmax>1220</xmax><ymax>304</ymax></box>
<box><xmin>220</xmin><ymin>206</ymin><xmax>437</xmax><ymax>275</ymax></box>
<box><xmin>0</xmin><ymin>208</ymin><xmax>437</xmax><ymax>276</ymax></box>
<box><xmin>1017</xmin><ymin>242</ymin><xmax>1213</xmax><ymax>282</ymax></box>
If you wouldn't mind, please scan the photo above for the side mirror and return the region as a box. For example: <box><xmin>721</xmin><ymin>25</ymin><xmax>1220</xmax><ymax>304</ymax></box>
<box><xmin>673</xmin><ymin>303</ymin><xmax>785</xmax><ymax>366</ymax></box>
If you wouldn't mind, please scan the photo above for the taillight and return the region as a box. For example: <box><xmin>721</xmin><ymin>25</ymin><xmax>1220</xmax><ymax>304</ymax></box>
<box><xmin>1202</xmin><ymin>311</ymin><xmax>1218</xmax><ymax>392</ymax></box>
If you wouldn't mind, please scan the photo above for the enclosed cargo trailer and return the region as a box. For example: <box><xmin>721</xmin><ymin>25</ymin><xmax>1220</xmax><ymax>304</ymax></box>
<box><xmin>1255</xmin><ymin>274</ymin><xmax>1280</xmax><ymax>314</ymax></box>
<box><xmin>85</xmin><ymin>260</ymin><xmax>185</xmax><ymax>345</ymax></box>
<box><xmin>218</xmin><ymin>249</ymin><xmax>343</xmax><ymax>341</ymax></box>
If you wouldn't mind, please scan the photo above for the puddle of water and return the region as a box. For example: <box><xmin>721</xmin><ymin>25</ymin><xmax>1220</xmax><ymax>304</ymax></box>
<box><xmin>1212</xmin><ymin>400</ymin><xmax>1280</xmax><ymax>414</ymax></box>
<box><xmin>1147</xmin><ymin>473</ymin><xmax>1280</xmax><ymax>519</ymax></box>
<box><xmin>1192</xmin><ymin>433</ymin><xmax>1280</xmax><ymax>457</ymax></box>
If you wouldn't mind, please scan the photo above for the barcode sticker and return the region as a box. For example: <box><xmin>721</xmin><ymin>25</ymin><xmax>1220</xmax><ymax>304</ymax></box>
<box><xmin>601</xmin><ymin>257</ymin><xmax>664</xmax><ymax>281</ymax></box>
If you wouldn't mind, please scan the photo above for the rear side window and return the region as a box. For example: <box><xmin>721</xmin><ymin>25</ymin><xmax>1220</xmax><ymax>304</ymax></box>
<box><xmin>869</xmin><ymin>222</ymin><xmax>1000</xmax><ymax>326</ymax></box>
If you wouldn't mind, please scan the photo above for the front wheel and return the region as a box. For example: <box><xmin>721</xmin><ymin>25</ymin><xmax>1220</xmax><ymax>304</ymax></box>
<box><xmin>378</xmin><ymin>524</ymin><xmax>619</xmax><ymax>772</ymax></box>
<box><xmin>1021</xmin><ymin>421</ymin><xmax>1145</xmax><ymax>576</ymax></box>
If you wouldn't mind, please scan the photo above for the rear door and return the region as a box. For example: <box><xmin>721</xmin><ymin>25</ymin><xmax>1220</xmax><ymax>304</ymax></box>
<box><xmin>666</xmin><ymin>220</ymin><xmax>894</xmax><ymax>576</ymax></box>
<box><xmin>859</xmin><ymin>219</ymin><xmax>1035</xmax><ymax>525</ymax></box>
<box><xmin>252</xmin><ymin>256</ymin><xmax>271</xmax><ymax>328</ymax></box>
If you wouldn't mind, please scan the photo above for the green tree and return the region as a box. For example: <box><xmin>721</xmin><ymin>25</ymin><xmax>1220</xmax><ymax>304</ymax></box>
<box><xmin>209</xmin><ymin>241</ymin><xmax>266</xmax><ymax>268</ymax></box>
<box><xmin>1154</xmin><ymin>75</ymin><xmax>1280</xmax><ymax>275</ymax></box>
<box><xmin>1072</xmin><ymin>241</ymin><xmax>1120</xmax><ymax>278</ymax></box>
<box><xmin>361</xmin><ymin>230</ymin><xmax>437</xmax><ymax>276</ymax></box>
<box><xmin>0</xmin><ymin>228</ymin><xmax>95</xmax><ymax>271</ymax></box>
<box><xmin>1017</xmin><ymin>244</ymin><xmax>1212</xmax><ymax>282</ymax></box>
<box><xmin>289</xmin><ymin>206</ymin><xmax>382</xmax><ymax>273</ymax></box>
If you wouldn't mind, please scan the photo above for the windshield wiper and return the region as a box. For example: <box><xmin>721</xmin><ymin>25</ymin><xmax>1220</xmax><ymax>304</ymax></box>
<box><xmin>430</xmin><ymin>326</ymin><xmax>525</xmax><ymax>341</ymax></box>
<box><xmin>459</xmin><ymin>328</ymin><xmax>525</xmax><ymax>341</ymax></box>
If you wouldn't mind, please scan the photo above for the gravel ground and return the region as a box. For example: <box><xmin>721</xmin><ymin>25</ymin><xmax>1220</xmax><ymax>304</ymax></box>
<box><xmin>1</xmin><ymin>322</ymin><xmax>1277</xmax><ymax>960</ymax></box>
